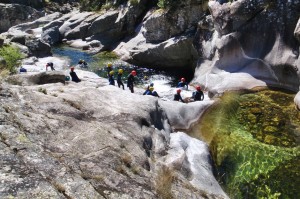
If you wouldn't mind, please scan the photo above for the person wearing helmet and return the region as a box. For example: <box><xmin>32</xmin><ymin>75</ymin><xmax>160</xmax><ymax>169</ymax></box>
<box><xmin>191</xmin><ymin>86</ymin><xmax>204</xmax><ymax>101</ymax></box>
<box><xmin>117</xmin><ymin>69</ymin><xmax>124</xmax><ymax>89</ymax></box>
<box><xmin>78</xmin><ymin>59</ymin><xmax>88</xmax><ymax>68</ymax></box>
<box><xmin>177</xmin><ymin>77</ymin><xmax>188</xmax><ymax>90</ymax></box>
<box><xmin>70</xmin><ymin>67</ymin><xmax>81</xmax><ymax>83</ymax></box>
<box><xmin>107</xmin><ymin>63</ymin><xmax>113</xmax><ymax>77</ymax></box>
<box><xmin>143</xmin><ymin>82</ymin><xmax>154</xmax><ymax>95</ymax></box>
<box><xmin>108</xmin><ymin>70</ymin><xmax>115</xmax><ymax>85</ymax></box>
<box><xmin>145</xmin><ymin>86</ymin><xmax>154</xmax><ymax>95</ymax></box>
<box><xmin>46</xmin><ymin>62</ymin><xmax>55</xmax><ymax>71</ymax></box>
<box><xmin>127</xmin><ymin>70</ymin><xmax>137</xmax><ymax>93</ymax></box>
<box><xmin>174</xmin><ymin>89</ymin><xmax>184</xmax><ymax>102</ymax></box>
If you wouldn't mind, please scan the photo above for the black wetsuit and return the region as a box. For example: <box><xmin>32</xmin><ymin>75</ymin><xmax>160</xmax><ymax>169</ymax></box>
<box><xmin>192</xmin><ymin>91</ymin><xmax>204</xmax><ymax>101</ymax></box>
<box><xmin>117</xmin><ymin>73</ymin><xmax>124</xmax><ymax>89</ymax></box>
<box><xmin>107</xmin><ymin>67</ymin><xmax>112</xmax><ymax>76</ymax></box>
<box><xmin>70</xmin><ymin>71</ymin><xmax>81</xmax><ymax>83</ymax></box>
<box><xmin>47</xmin><ymin>62</ymin><xmax>55</xmax><ymax>71</ymax></box>
<box><xmin>109</xmin><ymin>74</ymin><xmax>115</xmax><ymax>85</ymax></box>
<box><xmin>127</xmin><ymin>74</ymin><xmax>135</xmax><ymax>93</ymax></box>
<box><xmin>174</xmin><ymin>93</ymin><xmax>184</xmax><ymax>102</ymax></box>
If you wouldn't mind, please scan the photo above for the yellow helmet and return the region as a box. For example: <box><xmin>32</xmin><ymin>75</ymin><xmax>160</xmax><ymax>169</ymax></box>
<box><xmin>107</xmin><ymin>63</ymin><xmax>112</xmax><ymax>67</ymax></box>
<box><xmin>109</xmin><ymin>71</ymin><xmax>114</xmax><ymax>75</ymax></box>
<box><xmin>149</xmin><ymin>87</ymin><xmax>154</xmax><ymax>91</ymax></box>
<box><xmin>118</xmin><ymin>69</ymin><xmax>123</xmax><ymax>74</ymax></box>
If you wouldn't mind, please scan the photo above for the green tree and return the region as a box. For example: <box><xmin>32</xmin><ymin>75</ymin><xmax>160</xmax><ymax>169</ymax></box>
<box><xmin>0</xmin><ymin>45</ymin><xmax>24</xmax><ymax>74</ymax></box>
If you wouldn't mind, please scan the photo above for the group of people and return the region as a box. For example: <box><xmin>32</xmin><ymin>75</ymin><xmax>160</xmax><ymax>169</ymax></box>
<box><xmin>107</xmin><ymin>63</ymin><xmax>137</xmax><ymax>93</ymax></box>
<box><xmin>173</xmin><ymin>77</ymin><xmax>204</xmax><ymax>102</ymax></box>
<box><xmin>45</xmin><ymin>61</ymin><xmax>204</xmax><ymax>102</ymax></box>
<box><xmin>107</xmin><ymin>63</ymin><xmax>204</xmax><ymax>102</ymax></box>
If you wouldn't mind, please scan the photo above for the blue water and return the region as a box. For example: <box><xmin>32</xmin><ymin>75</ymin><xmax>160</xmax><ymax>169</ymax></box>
<box><xmin>52</xmin><ymin>45</ymin><xmax>94</xmax><ymax>66</ymax></box>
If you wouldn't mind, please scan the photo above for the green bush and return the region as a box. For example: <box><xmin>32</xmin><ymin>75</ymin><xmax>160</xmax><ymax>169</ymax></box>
<box><xmin>157</xmin><ymin>0</ymin><xmax>177</xmax><ymax>9</ymax></box>
<box><xmin>0</xmin><ymin>45</ymin><xmax>23</xmax><ymax>74</ymax></box>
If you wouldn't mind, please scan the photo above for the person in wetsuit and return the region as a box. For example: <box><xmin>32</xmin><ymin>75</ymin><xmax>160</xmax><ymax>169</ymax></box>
<box><xmin>127</xmin><ymin>70</ymin><xmax>137</xmax><ymax>93</ymax></box>
<box><xmin>117</xmin><ymin>69</ymin><xmax>124</xmax><ymax>90</ymax></box>
<box><xmin>70</xmin><ymin>67</ymin><xmax>81</xmax><ymax>83</ymax></box>
<box><xmin>174</xmin><ymin>89</ymin><xmax>184</xmax><ymax>102</ymax></box>
<box><xmin>191</xmin><ymin>86</ymin><xmax>204</xmax><ymax>101</ymax></box>
<box><xmin>177</xmin><ymin>77</ymin><xmax>188</xmax><ymax>90</ymax></box>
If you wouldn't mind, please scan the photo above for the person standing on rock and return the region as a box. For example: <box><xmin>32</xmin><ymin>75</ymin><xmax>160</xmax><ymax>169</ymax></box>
<box><xmin>127</xmin><ymin>70</ymin><xmax>137</xmax><ymax>93</ymax></box>
<box><xmin>177</xmin><ymin>77</ymin><xmax>188</xmax><ymax>90</ymax></box>
<box><xmin>174</xmin><ymin>89</ymin><xmax>184</xmax><ymax>103</ymax></box>
<box><xmin>108</xmin><ymin>70</ymin><xmax>115</xmax><ymax>85</ymax></box>
<box><xmin>46</xmin><ymin>62</ymin><xmax>55</xmax><ymax>71</ymax></box>
<box><xmin>107</xmin><ymin>63</ymin><xmax>113</xmax><ymax>77</ymax></box>
<box><xmin>117</xmin><ymin>69</ymin><xmax>124</xmax><ymax>89</ymax></box>
<box><xmin>70</xmin><ymin>67</ymin><xmax>81</xmax><ymax>83</ymax></box>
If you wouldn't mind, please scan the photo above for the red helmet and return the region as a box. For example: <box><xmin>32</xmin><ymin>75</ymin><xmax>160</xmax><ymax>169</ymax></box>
<box><xmin>70</xmin><ymin>67</ymin><xmax>75</xmax><ymax>71</ymax></box>
<box><xmin>177</xmin><ymin>89</ymin><xmax>181</xmax><ymax>94</ymax></box>
<box><xmin>181</xmin><ymin>78</ymin><xmax>185</xmax><ymax>82</ymax></box>
<box><xmin>131</xmin><ymin>70</ymin><xmax>137</xmax><ymax>76</ymax></box>
<box><xmin>196</xmin><ymin>86</ymin><xmax>201</xmax><ymax>91</ymax></box>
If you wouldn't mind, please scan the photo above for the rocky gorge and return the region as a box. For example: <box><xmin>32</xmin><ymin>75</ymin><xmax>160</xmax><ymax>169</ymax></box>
<box><xmin>0</xmin><ymin>0</ymin><xmax>300</xmax><ymax>198</ymax></box>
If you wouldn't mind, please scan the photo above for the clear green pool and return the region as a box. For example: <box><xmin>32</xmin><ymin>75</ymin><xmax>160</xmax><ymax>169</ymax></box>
<box><xmin>189</xmin><ymin>90</ymin><xmax>300</xmax><ymax>199</ymax></box>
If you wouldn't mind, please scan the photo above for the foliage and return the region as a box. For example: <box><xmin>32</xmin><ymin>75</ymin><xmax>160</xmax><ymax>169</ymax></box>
<box><xmin>0</xmin><ymin>45</ymin><xmax>23</xmax><ymax>74</ymax></box>
<box><xmin>155</xmin><ymin>166</ymin><xmax>175</xmax><ymax>199</ymax></box>
<box><xmin>79</xmin><ymin>0</ymin><xmax>128</xmax><ymax>11</ymax></box>
<box><xmin>157</xmin><ymin>0</ymin><xmax>178</xmax><ymax>9</ymax></box>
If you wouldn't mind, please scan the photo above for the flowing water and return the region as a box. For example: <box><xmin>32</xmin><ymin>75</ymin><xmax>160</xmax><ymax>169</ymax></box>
<box><xmin>52</xmin><ymin>46</ymin><xmax>197</xmax><ymax>100</ymax></box>
<box><xmin>189</xmin><ymin>90</ymin><xmax>300</xmax><ymax>198</ymax></box>
<box><xmin>52</xmin><ymin>45</ymin><xmax>193</xmax><ymax>87</ymax></box>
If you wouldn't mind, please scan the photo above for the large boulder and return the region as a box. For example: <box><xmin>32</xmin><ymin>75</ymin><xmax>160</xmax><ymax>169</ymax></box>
<box><xmin>6</xmin><ymin>71</ymin><xmax>66</xmax><ymax>85</ymax></box>
<box><xmin>41</xmin><ymin>26</ymin><xmax>61</xmax><ymax>45</ymax></box>
<box><xmin>192</xmin><ymin>0</ymin><xmax>300</xmax><ymax>95</ymax></box>
<box><xmin>25</xmin><ymin>38</ymin><xmax>52</xmax><ymax>57</ymax></box>
<box><xmin>115</xmin><ymin>34</ymin><xmax>198</xmax><ymax>68</ymax></box>
<box><xmin>0</xmin><ymin>72</ymin><xmax>225</xmax><ymax>198</ymax></box>
<box><xmin>114</xmin><ymin>1</ymin><xmax>206</xmax><ymax>69</ymax></box>
<box><xmin>162</xmin><ymin>132</ymin><xmax>229</xmax><ymax>198</ymax></box>
<box><xmin>0</xmin><ymin>0</ymin><xmax>45</xmax><ymax>8</ymax></box>
<box><xmin>0</xmin><ymin>3</ymin><xmax>44</xmax><ymax>33</ymax></box>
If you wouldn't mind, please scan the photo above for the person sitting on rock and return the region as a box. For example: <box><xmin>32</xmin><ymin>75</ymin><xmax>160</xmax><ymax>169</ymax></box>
<box><xmin>152</xmin><ymin>90</ymin><xmax>160</xmax><ymax>98</ymax></box>
<box><xmin>191</xmin><ymin>86</ymin><xmax>204</xmax><ymax>101</ymax></box>
<box><xmin>70</xmin><ymin>67</ymin><xmax>81</xmax><ymax>83</ymax></box>
<box><xmin>19</xmin><ymin>66</ymin><xmax>27</xmax><ymax>73</ymax></box>
<box><xmin>174</xmin><ymin>89</ymin><xmax>184</xmax><ymax>102</ymax></box>
<box><xmin>177</xmin><ymin>77</ymin><xmax>188</xmax><ymax>90</ymax></box>
<box><xmin>117</xmin><ymin>69</ymin><xmax>124</xmax><ymax>89</ymax></box>
<box><xmin>127</xmin><ymin>70</ymin><xmax>137</xmax><ymax>93</ymax></box>
<box><xmin>143</xmin><ymin>83</ymin><xmax>154</xmax><ymax>95</ymax></box>
<box><xmin>145</xmin><ymin>86</ymin><xmax>154</xmax><ymax>95</ymax></box>
<box><xmin>145</xmin><ymin>87</ymin><xmax>160</xmax><ymax>98</ymax></box>
<box><xmin>108</xmin><ymin>70</ymin><xmax>115</xmax><ymax>85</ymax></box>
<box><xmin>46</xmin><ymin>62</ymin><xmax>55</xmax><ymax>71</ymax></box>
